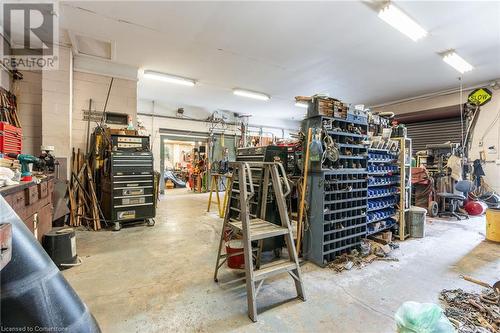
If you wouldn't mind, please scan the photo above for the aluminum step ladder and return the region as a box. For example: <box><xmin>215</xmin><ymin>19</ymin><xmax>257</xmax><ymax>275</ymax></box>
<box><xmin>214</xmin><ymin>161</ymin><xmax>306</xmax><ymax>322</ymax></box>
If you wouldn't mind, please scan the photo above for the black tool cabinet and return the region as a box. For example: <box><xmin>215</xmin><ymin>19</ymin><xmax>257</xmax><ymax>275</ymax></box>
<box><xmin>101</xmin><ymin>135</ymin><xmax>155</xmax><ymax>231</ymax></box>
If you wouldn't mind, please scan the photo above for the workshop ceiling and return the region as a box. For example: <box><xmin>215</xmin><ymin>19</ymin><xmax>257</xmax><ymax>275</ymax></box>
<box><xmin>59</xmin><ymin>1</ymin><xmax>500</xmax><ymax>123</ymax></box>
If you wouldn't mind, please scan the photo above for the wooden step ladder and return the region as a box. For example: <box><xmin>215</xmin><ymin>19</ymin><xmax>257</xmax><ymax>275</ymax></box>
<box><xmin>214</xmin><ymin>161</ymin><xmax>306</xmax><ymax>322</ymax></box>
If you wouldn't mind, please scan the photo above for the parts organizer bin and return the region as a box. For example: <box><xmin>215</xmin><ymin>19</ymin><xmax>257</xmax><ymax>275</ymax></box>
<box><xmin>366</xmin><ymin>148</ymin><xmax>400</xmax><ymax>236</ymax></box>
<box><xmin>302</xmin><ymin>114</ymin><xmax>369</xmax><ymax>266</ymax></box>
<box><xmin>306</xmin><ymin>171</ymin><xmax>368</xmax><ymax>266</ymax></box>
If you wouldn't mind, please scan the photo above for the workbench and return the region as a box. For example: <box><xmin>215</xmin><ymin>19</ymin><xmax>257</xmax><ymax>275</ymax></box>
<box><xmin>0</xmin><ymin>175</ymin><xmax>55</xmax><ymax>242</ymax></box>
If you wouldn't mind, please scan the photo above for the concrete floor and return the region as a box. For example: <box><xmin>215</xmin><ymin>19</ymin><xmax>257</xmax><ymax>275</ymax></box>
<box><xmin>63</xmin><ymin>189</ymin><xmax>499</xmax><ymax>333</ymax></box>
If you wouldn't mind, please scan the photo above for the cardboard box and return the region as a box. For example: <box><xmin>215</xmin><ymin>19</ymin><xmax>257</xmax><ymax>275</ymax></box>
<box><xmin>381</xmin><ymin>231</ymin><xmax>392</xmax><ymax>243</ymax></box>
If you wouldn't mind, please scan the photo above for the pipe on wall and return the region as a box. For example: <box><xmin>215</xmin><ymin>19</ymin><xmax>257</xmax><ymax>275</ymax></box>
<box><xmin>137</xmin><ymin>112</ymin><xmax>296</xmax><ymax>132</ymax></box>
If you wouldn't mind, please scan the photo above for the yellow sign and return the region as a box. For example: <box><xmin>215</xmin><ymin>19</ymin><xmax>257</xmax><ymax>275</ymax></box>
<box><xmin>468</xmin><ymin>88</ymin><xmax>492</xmax><ymax>106</ymax></box>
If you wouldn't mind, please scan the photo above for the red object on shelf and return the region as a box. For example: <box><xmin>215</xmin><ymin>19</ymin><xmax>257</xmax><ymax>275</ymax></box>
<box><xmin>0</xmin><ymin>122</ymin><xmax>22</xmax><ymax>157</ymax></box>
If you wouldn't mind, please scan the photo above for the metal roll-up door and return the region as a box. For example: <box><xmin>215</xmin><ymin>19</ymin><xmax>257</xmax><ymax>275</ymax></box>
<box><xmin>406</xmin><ymin>118</ymin><xmax>464</xmax><ymax>153</ymax></box>
<box><xmin>395</xmin><ymin>105</ymin><xmax>464</xmax><ymax>153</ymax></box>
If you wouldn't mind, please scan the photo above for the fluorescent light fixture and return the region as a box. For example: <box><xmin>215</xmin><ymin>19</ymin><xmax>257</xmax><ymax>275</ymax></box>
<box><xmin>442</xmin><ymin>51</ymin><xmax>474</xmax><ymax>74</ymax></box>
<box><xmin>143</xmin><ymin>70</ymin><xmax>196</xmax><ymax>86</ymax></box>
<box><xmin>295</xmin><ymin>101</ymin><xmax>309</xmax><ymax>108</ymax></box>
<box><xmin>233</xmin><ymin>89</ymin><xmax>270</xmax><ymax>101</ymax></box>
<box><xmin>378</xmin><ymin>3</ymin><xmax>427</xmax><ymax>42</ymax></box>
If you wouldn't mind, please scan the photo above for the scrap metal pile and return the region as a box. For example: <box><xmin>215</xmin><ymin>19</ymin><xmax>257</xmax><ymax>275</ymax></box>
<box><xmin>440</xmin><ymin>288</ymin><xmax>499</xmax><ymax>333</ymax></box>
<box><xmin>327</xmin><ymin>239</ymin><xmax>399</xmax><ymax>273</ymax></box>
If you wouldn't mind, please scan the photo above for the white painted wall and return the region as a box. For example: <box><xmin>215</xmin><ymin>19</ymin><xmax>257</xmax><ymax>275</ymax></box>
<box><xmin>372</xmin><ymin>84</ymin><xmax>500</xmax><ymax>193</ymax></box>
<box><xmin>41</xmin><ymin>46</ymin><xmax>73</xmax><ymax>165</ymax></box>
<box><xmin>14</xmin><ymin>70</ymin><xmax>42</xmax><ymax>155</ymax></box>
<box><xmin>72</xmin><ymin>71</ymin><xmax>137</xmax><ymax>152</ymax></box>
<box><xmin>0</xmin><ymin>68</ymin><xmax>10</xmax><ymax>90</ymax></box>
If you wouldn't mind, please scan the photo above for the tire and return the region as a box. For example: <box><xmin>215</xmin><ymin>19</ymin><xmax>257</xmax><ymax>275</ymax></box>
<box><xmin>428</xmin><ymin>201</ymin><xmax>439</xmax><ymax>217</ymax></box>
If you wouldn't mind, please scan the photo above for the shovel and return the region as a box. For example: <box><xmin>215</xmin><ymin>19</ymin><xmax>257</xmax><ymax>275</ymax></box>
<box><xmin>460</xmin><ymin>275</ymin><xmax>500</xmax><ymax>293</ymax></box>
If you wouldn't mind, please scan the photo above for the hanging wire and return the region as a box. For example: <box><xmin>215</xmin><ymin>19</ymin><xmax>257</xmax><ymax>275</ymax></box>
<box><xmin>459</xmin><ymin>76</ymin><xmax>465</xmax><ymax>149</ymax></box>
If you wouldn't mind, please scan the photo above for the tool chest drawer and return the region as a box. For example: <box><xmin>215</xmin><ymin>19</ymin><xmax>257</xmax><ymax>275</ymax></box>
<box><xmin>113</xmin><ymin>205</ymin><xmax>154</xmax><ymax>221</ymax></box>
<box><xmin>113</xmin><ymin>194</ymin><xmax>154</xmax><ymax>207</ymax></box>
<box><xmin>112</xmin><ymin>156</ymin><xmax>153</xmax><ymax>164</ymax></box>
<box><xmin>111</xmin><ymin>152</ymin><xmax>152</xmax><ymax>161</ymax></box>
<box><xmin>112</xmin><ymin>173</ymin><xmax>153</xmax><ymax>182</ymax></box>
<box><xmin>112</xmin><ymin>153</ymin><xmax>153</xmax><ymax>173</ymax></box>
<box><xmin>113</xmin><ymin>185</ymin><xmax>154</xmax><ymax>197</ymax></box>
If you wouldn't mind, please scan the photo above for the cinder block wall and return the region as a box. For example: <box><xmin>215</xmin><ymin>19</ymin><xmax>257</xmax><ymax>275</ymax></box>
<box><xmin>0</xmin><ymin>68</ymin><xmax>10</xmax><ymax>90</ymax></box>
<box><xmin>13</xmin><ymin>71</ymin><xmax>42</xmax><ymax>155</ymax></box>
<box><xmin>41</xmin><ymin>46</ymin><xmax>73</xmax><ymax>165</ymax></box>
<box><xmin>72</xmin><ymin>71</ymin><xmax>137</xmax><ymax>153</ymax></box>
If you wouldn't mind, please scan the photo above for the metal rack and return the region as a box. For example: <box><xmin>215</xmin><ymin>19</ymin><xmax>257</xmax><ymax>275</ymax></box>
<box><xmin>366</xmin><ymin>148</ymin><xmax>400</xmax><ymax>236</ymax></box>
<box><xmin>393</xmin><ymin>137</ymin><xmax>412</xmax><ymax>240</ymax></box>
<box><xmin>302</xmin><ymin>115</ymin><xmax>369</xmax><ymax>266</ymax></box>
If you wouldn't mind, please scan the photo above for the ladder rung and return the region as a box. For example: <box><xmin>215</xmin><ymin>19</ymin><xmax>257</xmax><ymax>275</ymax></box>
<box><xmin>228</xmin><ymin>208</ymin><xmax>257</xmax><ymax>218</ymax></box>
<box><xmin>230</xmin><ymin>196</ymin><xmax>258</xmax><ymax>205</ymax></box>
<box><xmin>254</xmin><ymin>259</ymin><xmax>297</xmax><ymax>281</ymax></box>
<box><xmin>233</xmin><ymin>181</ymin><xmax>260</xmax><ymax>187</ymax></box>
<box><xmin>228</xmin><ymin>218</ymin><xmax>289</xmax><ymax>241</ymax></box>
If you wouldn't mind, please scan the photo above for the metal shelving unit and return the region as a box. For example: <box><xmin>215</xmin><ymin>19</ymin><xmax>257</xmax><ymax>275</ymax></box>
<box><xmin>301</xmin><ymin>101</ymin><xmax>413</xmax><ymax>265</ymax></box>
<box><xmin>393</xmin><ymin>137</ymin><xmax>412</xmax><ymax>240</ymax></box>
<box><xmin>366</xmin><ymin>148</ymin><xmax>400</xmax><ymax>236</ymax></box>
<box><xmin>302</xmin><ymin>115</ymin><xmax>369</xmax><ymax>266</ymax></box>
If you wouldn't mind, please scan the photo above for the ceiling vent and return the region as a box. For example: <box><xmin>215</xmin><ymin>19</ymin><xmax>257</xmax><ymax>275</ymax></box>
<box><xmin>69</xmin><ymin>31</ymin><xmax>113</xmax><ymax>60</ymax></box>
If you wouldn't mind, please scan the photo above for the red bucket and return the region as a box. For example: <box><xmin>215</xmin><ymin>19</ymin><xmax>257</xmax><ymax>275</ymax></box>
<box><xmin>226</xmin><ymin>240</ymin><xmax>245</xmax><ymax>269</ymax></box>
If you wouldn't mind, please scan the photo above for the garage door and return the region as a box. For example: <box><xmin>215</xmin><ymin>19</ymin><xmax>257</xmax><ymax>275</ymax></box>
<box><xmin>405</xmin><ymin>118</ymin><xmax>464</xmax><ymax>153</ymax></box>
<box><xmin>395</xmin><ymin>105</ymin><xmax>464</xmax><ymax>153</ymax></box>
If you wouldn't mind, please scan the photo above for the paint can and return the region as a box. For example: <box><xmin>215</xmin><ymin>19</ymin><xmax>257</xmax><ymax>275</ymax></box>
<box><xmin>226</xmin><ymin>239</ymin><xmax>245</xmax><ymax>269</ymax></box>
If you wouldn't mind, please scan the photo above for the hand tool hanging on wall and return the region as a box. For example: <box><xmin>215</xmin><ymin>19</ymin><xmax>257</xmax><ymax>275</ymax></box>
<box><xmin>99</xmin><ymin>77</ymin><xmax>114</xmax><ymax>125</ymax></box>
<box><xmin>85</xmin><ymin>99</ymin><xmax>93</xmax><ymax>156</ymax></box>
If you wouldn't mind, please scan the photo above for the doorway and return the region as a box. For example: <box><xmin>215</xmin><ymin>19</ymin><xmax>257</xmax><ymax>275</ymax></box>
<box><xmin>159</xmin><ymin>130</ymin><xmax>210</xmax><ymax>194</ymax></box>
